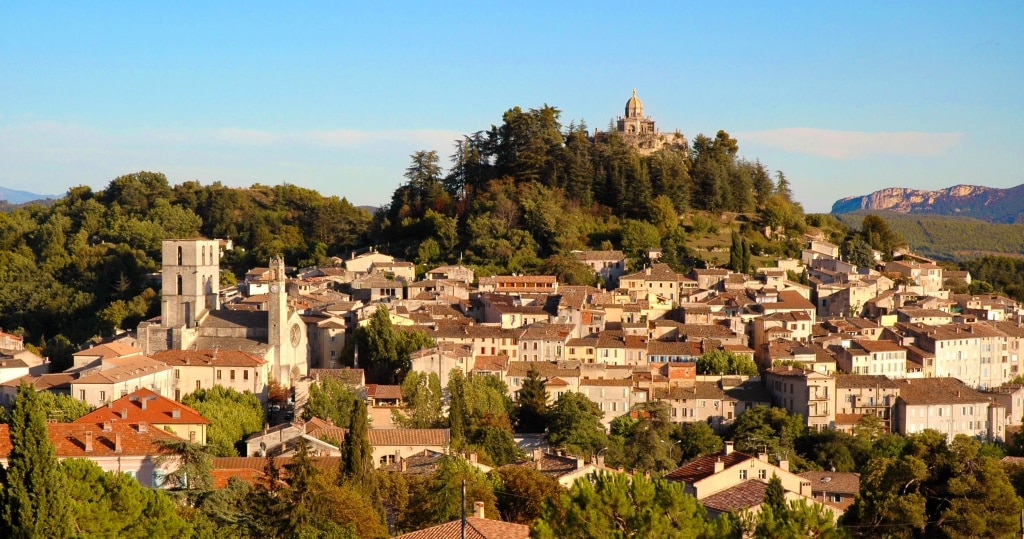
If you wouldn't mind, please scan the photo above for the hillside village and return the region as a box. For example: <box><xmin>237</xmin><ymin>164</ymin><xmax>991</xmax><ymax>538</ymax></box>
<box><xmin>1</xmin><ymin>229</ymin><xmax>1022</xmax><ymax>534</ymax></box>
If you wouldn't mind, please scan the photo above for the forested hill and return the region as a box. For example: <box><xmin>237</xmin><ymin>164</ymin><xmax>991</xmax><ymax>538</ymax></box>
<box><xmin>374</xmin><ymin>105</ymin><xmax>805</xmax><ymax>274</ymax></box>
<box><xmin>0</xmin><ymin>173</ymin><xmax>370</xmax><ymax>363</ymax></box>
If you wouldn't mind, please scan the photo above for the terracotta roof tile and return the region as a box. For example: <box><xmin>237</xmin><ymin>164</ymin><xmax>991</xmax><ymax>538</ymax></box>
<box><xmin>0</xmin><ymin>421</ymin><xmax>179</xmax><ymax>458</ymax></box>
<box><xmin>798</xmin><ymin>471</ymin><xmax>860</xmax><ymax>494</ymax></box>
<box><xmin>393</xmin><ymin>517</ymin><xmax>529</xmax><ymax>539</ymax></box>
<box><xmin>701</xmin><ymin>480</ymin><xmax>767</xmax><ymax>513</ymax></box>
<box><xmin>151</xmin><ymin>349</ymin><xmax>266</xmax><ymax>367</ymax></box>
<box><xmin>665</xmin><ymin>451</ymin><xmax>752</xmax><ymax>483</ymax></box>
<box><xmin>74</xmin><ymin>388</ymin><xmax>209</xmax><ymax>426</ymax></box>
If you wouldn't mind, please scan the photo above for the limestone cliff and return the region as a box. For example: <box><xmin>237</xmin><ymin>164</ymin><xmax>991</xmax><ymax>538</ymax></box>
<box><xmin>831</xmin><ymin>183</ymin><xmax>1024</xmax><ymax>223</ymax></box>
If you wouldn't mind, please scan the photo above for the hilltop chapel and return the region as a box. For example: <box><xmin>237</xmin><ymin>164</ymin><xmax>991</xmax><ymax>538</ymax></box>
<box><xmin>137</xmin><ymin>239</ymin><xmax>309</xmax><ymax>387</ymax></box>
<box><xmin>593</xmin><ymin>89</ymin><xmax>688</xmax><ymax>156</ymax></box>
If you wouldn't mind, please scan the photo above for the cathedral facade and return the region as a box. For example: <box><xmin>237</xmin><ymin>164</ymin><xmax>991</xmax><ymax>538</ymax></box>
<box><xmin>137</xmin><ymin>239</ymin><xmax>309</xmax><ymax>389</ymax></box>
<box><xmin>593</xmin><ymin>89</ymin><xmax>688</xmax><ymax>156</ymax></box>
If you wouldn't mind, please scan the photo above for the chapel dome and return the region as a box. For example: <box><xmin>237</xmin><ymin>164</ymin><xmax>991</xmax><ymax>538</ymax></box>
<box><xmin>625</xmin><ymin>89</ymin><xmax>644</xmax><ymax>118</ymax></box>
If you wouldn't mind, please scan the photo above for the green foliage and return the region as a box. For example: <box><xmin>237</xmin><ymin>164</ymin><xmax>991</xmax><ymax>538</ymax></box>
<box><xmin>31</xmin><ymin>390</ymin><xmax>93</xmax><ymax>422</ymax></box>
<box><xmin>399</xmin><ymin>456</ymin><xmax>498</xmax><ymax>533</ymax></box>
<box><xmin>348</xmin><ymin>305</ymin><xmax>435</xmax><ymax>383</ymax></box>
<box><xmin>545</xmin><ymin>392</ymin><xmax>607</xmax><ymax>459</ymax></box>
<box><xmin>392</xmin><ymin>371</ymin><xmax>444</xmax><ymax>429</ymax></box>
<box><xmin>340</xmin><ymin>399</ymin><xmax>377</xmax><ymax>499</ymax></box>
<box><xmin>676</xmin><ymin>421</ymin><xmax>724</xmax><ymax>461</ymax></box>
<box><xmin>605</xmin><ymin>401</ymin><xmax>678</xmax><ymax>473</ymax></box>
<box><xmin>156</xmin><ymin>438</ymin><xmax>214</xmax><ymax>491</ymax></box>
<box><xmin>250</xmin><ymin>445</ymin><xmax>385</xmax><ymax>539</ymax></box>
<box><xmin>61</xmin><ymin>458</ymin><xmax>190</xmax><ymax>538</ymax></box>
<box><xmin>448</xmin><ymin>371</ymin><xmax>521</xmax><ymax>465</ymax></box>
<box><xmin>1</xmin><ymin>382</ymin><xmax>72</xmax><ymax>538</ymax></box>
<box><xmin>695</xmin><ymin>349</ymin><xmax>758</xmax><ymax>376</ymax></box>
<box><xmin>836</xmin><ymin>211</ymin><xmax>1024</xmax><ymax>262</ymax></box>
<box><xmin>493</xmin><ymin>464</ymin><xmax>563</xmax><ymax>524</ymax></box>
<box><xmin>532</xmin><ymin>472</ymin><xmax>711</xmax><ymax>539</ymax></box>
<box><xmin>514</xmin><ymin>366</ymin><xmax>548</xmax><ymax>433</ymax></box>
<box><xmin>181</xmin><ymin>386</ymin><xmax>264</xmax><ymax>457</ymax></box>
<box><xmin>302</xmin><ymin>377</ymin><xmax>358</xmax><ymax>427</ymax></box>
<box><xmin>728</xmin><ymin>406</ymin><xmax>805</xmax><ymax>462</ymax></box>
<box><xmin>843</xmin><ymin>431</ymin><xmax>1022</xmax><ymax>538</ymax></box>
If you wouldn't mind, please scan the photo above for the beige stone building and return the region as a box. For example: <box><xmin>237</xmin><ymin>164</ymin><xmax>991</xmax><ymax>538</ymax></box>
<box><xmin>893</xmin><ymin>377</ymin><xmax>1006</xmax><ymax>442</ymax></box>
<box><xmin>151</xmin><ymin>349</ymin><xmax>267</xmax><ymax>402</ymax></box>
<box><xmin>764</xmin><ymin>365</ymin><xmax>835</xmax><ymax>431</ymax></box>
<box><xmin>70</xmin><ymin>356</ymin><xmax>174</xmax><ymax>408</ymax></box>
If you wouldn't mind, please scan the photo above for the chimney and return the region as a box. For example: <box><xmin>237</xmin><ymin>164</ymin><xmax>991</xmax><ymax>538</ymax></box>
<box><xmin>102</xmin><ymin>421</ymin><xmax>112</xmax><ymax>432</ymax></box>
<box><xmin>724</xmin><ymin>441</ymin><xmax>734</xmax><ymax>456</ymax></box>
<box><xmin>779</xmin><ymin>458</ymin><xmax>789</xmax><ymax>472</ymax></box>
<box><xmin>714</xmin><ymin>458</ymin><xmax>725</xmax><ymax>473</ymax></box>
<box><xmin>114</xmin><ymin>433</ymin><xmax>123</xmax><ymax>453</ymax></box>
<box><xmin>473</xmin><ymin>501</ymin><xmax>485</xmax><ymax>519</ymax></box>
<box><xmin>120</xmin><ymin>408</ymin><xmax>128</xmax><ymax>420</ymax></box>
<box><xmin>138</xmin><ymin>423</ymin><xmax>148</xmax><ymax>433</ymax></box>
<box><xmin>84</xmin><ymin>431</ymin><xmax>94</xmax><ymax>452</ymax></box>
<box><xmin>468</xmin><ymin>452</ymin><xmax>478</xmax><ymax>464</ymax></box>
<box><xmin>172</xmin><ymin>408</ymin><xmax>181</xmax><ymax>419</ymax></box>
<box><xmin>758</xmin><ymin>452</ymin><xmax>768</xmax><ymax>463</ymax></box>
<box><xmin>140</xmin><ymin>398</ymin><xmax>147</xmax><ymax>411</ymax></box>
<box><xmin>400</xmin><ymin>458</ymin><xmax>408</xmax><ymax>472</ymax></box>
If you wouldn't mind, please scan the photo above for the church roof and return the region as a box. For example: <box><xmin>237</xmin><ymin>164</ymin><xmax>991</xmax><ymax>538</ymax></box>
<box><xmin>625</xmin><ymin>89</ymin><xmax>643</xmax><ymax>118</ymax></box>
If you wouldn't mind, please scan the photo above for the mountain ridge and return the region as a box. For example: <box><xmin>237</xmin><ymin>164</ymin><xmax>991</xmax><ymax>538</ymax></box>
<box><xmin>0</xmin><ymin>185</ymin><xmax>61</xmax><ymax>204</ymax></box>
<box><xmin>831</xmin><ymin>183</ymin><xmax>1024</xmax><ymax>223</ymax></box>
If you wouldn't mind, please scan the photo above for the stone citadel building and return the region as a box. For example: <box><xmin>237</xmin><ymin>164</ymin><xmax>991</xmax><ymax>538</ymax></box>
<box><xmin>593</xmin><ymin>89</ymin><xmax>688</xmax><ymax>156</ymax></box>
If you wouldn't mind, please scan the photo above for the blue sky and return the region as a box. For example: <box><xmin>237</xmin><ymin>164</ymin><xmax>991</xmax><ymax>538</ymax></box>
<box><xmin>2</xmin><ymin>2</ymin><xmax>1022</xmax><ymax>212</ymax></box>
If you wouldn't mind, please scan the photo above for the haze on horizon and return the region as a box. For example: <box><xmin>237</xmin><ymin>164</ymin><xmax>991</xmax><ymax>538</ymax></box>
<box><xmin>1</xmin><ymin>2</ymin><xmax>1022</xmax><ymax>213</ymax></box>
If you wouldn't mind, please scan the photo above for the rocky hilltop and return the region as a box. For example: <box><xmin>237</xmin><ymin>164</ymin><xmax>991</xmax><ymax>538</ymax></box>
<box><xmin>831</xmin><ymin>183</ymin><xmax>1024</xmax><ymax>223</ymax></box>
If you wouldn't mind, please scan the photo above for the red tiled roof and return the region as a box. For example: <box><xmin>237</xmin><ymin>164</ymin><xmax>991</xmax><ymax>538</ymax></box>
<box><xmin>366</xmin><ymin>384</ymin><xmax>403</xmax><ymax>400</ymax></box>
<box><xmin>151</xmin><ymin>349</ymin><xmax>266</xmax><ymax>367</ymax></box>
<box><xmin>74</xmin><ymin>388</ymin><xmax>209</xmax><ymax>426</ymax></box>
<box><xmin>701</xmin><ymin>480</ymin><xmax>767</xmax><ymax>513</ymax></box>
<box><xmin>368</xmin><ymin>428</ymin><xmax>450</xmax><ymax>447</ymax></box>
<box><xmin>73</xmin><ymin>342</ymin><xmax>143</xmax><ymax>358</ymax></box>
<box><xmin>664</xmin><ymin>451</ymin><xmax>752</xmax><ymax>483</ymax></box>
<box><xmin>0</xmin><ymin>421</ymin><xmax>179</xmax><ymax>458</ymax></box>
<box><xmin>798</xmin><ymin>471</ymin><xmax>860</xmax><ymax>495</ymax></box>
<box><xmin>394</xmin><ymin>517</ymin><xmax>529</xmax><ymax>539</ymax></box>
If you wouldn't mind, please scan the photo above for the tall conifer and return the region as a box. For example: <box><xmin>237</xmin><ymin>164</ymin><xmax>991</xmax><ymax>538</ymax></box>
<box><xmin>1</xmin><ymin>382</ymin><xmax>71</xmax><ymax>538</ymax></box>
<box><xmin>341</xmin><ymin>398</ymin><xmax>377</xmax><ymax>498</ymax></box>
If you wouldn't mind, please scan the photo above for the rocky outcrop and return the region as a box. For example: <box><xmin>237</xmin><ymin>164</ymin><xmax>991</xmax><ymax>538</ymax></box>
<box><xmin>831</xmin><ymin>183</ymin><xmax>1024</xmax><ymax>223</ymax></box>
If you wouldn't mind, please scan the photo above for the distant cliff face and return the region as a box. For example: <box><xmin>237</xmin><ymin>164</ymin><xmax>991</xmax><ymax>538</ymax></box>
<box><xmin>831</xmin><ymin>183</ymin><xmax>1024</xmax><ymax>223</ymax></box>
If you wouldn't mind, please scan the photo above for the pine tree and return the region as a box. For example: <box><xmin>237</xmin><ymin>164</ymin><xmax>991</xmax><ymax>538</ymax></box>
<box><xmin>1</xmin><ymin>382</ymin><xmax>72</xmax><ymax>538</ymax></box>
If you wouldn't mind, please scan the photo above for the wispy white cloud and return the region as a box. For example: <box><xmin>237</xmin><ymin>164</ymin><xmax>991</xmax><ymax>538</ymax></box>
<box><xmin>738</xmin><ymin>127</ymin><xmax>964</xmax><ymax>159</ymax></box>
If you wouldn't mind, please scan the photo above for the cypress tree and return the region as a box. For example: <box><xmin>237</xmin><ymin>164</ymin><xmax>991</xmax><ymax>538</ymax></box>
<box><xmin>340</xmin><ymin>398</ymin><xmax>377</xmax><ymax>497</ymax></box>
<box><xmin>448</xmin><ymin>371</ymin><xmax>467</xmax><ymax>449</ymax></box>
<box><xmin>764</xmin><ymin>473</ymin><xmax>788</xmax><ymax>517</ymax></box>
<box><xmin>514</xmin><ymin>366</ymin><xmax>548</xmax><ymax>433</ymax></box>
<box><xmin>729</xmin><ymin>231</ymin><xmax>742</xmax><ymax>272</ymax></box>
<box><xmin>1</xmin><ymin>382</ymin><xmax>71</xmax><ymax>538</ymax></box>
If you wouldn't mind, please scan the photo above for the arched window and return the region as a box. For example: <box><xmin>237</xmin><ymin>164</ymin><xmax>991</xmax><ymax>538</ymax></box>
<box><xmin>176</xmin><ymin>274</ymin><xmax>183</xmax><ymax>295</ymax></box>
<box><xmin>177</xmin><ymin>246</ymin><xmax>183</xmax><ymax>265</ymax></box>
